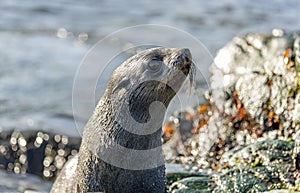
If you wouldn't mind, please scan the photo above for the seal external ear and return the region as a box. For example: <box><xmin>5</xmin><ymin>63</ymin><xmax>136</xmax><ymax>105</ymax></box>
<box><xmin>112</xmin><ymin>78</ymin><xmax>131</xmax><ymax>93</ymax></box>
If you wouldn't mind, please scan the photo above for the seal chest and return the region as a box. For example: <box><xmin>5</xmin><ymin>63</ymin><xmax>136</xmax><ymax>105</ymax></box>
<box><xmin>50</xmin><ymin>47</ymin><xmax>193</xmax><ymax>193</ymax></box>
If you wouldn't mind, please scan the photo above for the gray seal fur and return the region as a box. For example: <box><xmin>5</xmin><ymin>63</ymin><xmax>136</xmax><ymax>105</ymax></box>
<box><xmin>50</xmin><ymin>47</ymin><xmax>193</xmax><ymax>193</ymax></box>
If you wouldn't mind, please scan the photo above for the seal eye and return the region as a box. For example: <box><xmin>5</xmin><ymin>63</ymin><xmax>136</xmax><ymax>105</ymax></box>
<box><xmin>147</xmin><ymin>59</ymin><xmax>162</xmax><ymax>72</ymax></box>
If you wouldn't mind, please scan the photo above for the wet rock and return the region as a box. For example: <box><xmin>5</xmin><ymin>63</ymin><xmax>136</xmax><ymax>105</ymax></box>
<box><xmin>166</xmin><ymin>164</ymin><xmax>209</xmax><ymax>186</ymax></box>
<box><xmin>220</xmin><ymin>140</ymin><xmax>294</xmax><ymax>168</ymax></box>
<box><xmin>167</xmin><ymin>30</ymin><xmax>300</xmax><ymax>192</ymax></box>
<box><xmin>0</xmin><ymin>129</ymin><xmax>81</xmax><ymax>180</ymax></box>
<box><xmin>235</xmin><ymin>74</ymin><xmax>269</xmax><ymax>120</ymax></box>
<box><xmin>213</xmin><ymin>167</ymin><xmax>269</xmax><ymax>193</ymax></box>
<box><xmin>293</xmin><ymin>130</ymin><xmax>300</xmax><ymax>169</ymax></box>
<box><xmin>216</xmin><ymin>140</ymin><xmax>296</xmax><ymax>192</ymax></box>
<box><xmin>208</xmin><ymin>31</ymin><xmax>300</xmax><ymax>148</ymax></box>
<box><xmin>208</xmin><ymin>31</ymin><xmax>300</xmax><ymax>191</ymax></box>
<box><xmin>169</xmin><ymin>177</ymin><xmax>213</xmax><ymax>193</ymax></box>
<box><xmin>163</xmin><ymin>111</ymin><xmax>200</xmax><ymax>164</ymax></box>
<box><xmin>0</xmin><ymin>170</ymin><xmax>52</xmax><ymax>192</ymax></box>
<box><xmin>261</xmin><ymin>190</ymin><xmax>300</xmax><ymax>193</ymax></box>
<box><xmin>169</xmin><ymin>31</ymin><xmax>300</xmax><ymax>169</ymax></box>
<box><xmin>170</xmin><ymin>139</ymin><xmax>296</xmax><ymax>192</ymax></box>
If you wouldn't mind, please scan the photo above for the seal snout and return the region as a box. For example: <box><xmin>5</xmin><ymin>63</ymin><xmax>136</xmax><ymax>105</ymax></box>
<box><xmin>180</xmin><ymin>48</ymin><xmax>192</xmax><ymax>63</ymax></box>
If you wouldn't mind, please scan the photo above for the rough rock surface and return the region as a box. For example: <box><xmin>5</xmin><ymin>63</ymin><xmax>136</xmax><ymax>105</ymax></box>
<box><xmin>166</xmin><ymin>30</ymin><xmax>300</xmax><ymax>192</ymax></box>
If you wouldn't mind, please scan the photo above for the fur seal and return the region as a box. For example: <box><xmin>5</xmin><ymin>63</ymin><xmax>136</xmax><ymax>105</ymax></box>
<box><xmin>50</xmin><ymin>47</ymin><xmax>193</xmax><ymax>193</ymax></box>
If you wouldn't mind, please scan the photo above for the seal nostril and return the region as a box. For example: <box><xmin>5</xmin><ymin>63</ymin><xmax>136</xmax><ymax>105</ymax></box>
<box><xmin>176</xmin><ymin>48</ymin><xmax>192</xmax><ymax>69</ymax></box>
<box><xmin>175</xmin><ymin>49</ymin><xmax>191</xmax><ymax>66</ymax></box>
<box><xmin>180</xmin><ymin>48</ymin><xmax>192</xmax><ymax>65</ymax></box>
<box><xmin>181</xmin><ymin>48</ymin><xmax>192</xmax><ymax>62</ymax></box>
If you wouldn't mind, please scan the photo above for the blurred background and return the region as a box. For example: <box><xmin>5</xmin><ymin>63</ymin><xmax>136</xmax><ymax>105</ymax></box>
<box><xmin>1</xmin><ymin>0</ymin><xmax>300</xmax><ymax>138</ymax></box>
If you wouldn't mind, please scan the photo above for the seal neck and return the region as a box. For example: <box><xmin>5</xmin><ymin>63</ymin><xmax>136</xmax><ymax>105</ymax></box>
<box><xmin>83</xmin><ymin>95</ymin><xmax>164</xmax><ymax>152</ymax></box>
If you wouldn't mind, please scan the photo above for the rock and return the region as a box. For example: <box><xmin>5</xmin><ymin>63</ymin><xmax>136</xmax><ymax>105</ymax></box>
<box><xmin>209</xmin><ymin>30</ymin><xmax>298</xmax><ymax>142</ymax></box>
<box><xmin>212</xmin><ymin>167</ymin><xmax>269</xmax><ymax>193</ymax></box>
<box><xmin>169</xmin><ymin>31</ymin><xmax>300</xmax><ymax>169</ymax></box>
<box><xmin>261</xmin><ymin>190</ymin><xmax>300</xmax><ymax>193</ymax></box>
<box><xmin>220</xmin><ymin>140</ymin><xmax>294</xmax><ymax>168</ymax></box>
<box><xmin>169</xmin><ymin>139</ymin><xmax>296</xmax><ymax>192</ymax></box>
<box><xmin>0</xmin><ymin>129</ymin><xmax>81</xmax><ymax>180</ymax></box>
<box><xmin>214</xmin><ymin>140</ymin><xmax>296</xmax><ymax>192</ymax></box>
<box><xmin>169</xmin><ymin>30</ymin><xmax>300</xmax><ymax>192</ymax></box>
<box><xmin>169</xmin><ymin>177</ymin><xmax>213</xmax><ymax>193</ymax></box>
<box><xmin>166</xmin><ymin>164</ymin><xmax>209</xmax><ymax>186</ymax></box>
<box><xmin>0</xmin><ymin>170</ymin><xmax>52</xmax><ymax>192</ymax></box>
<box><xmin>208</xmin><ymin>31</ymin><xmax>300</xmax><ymax>150</ymax></box>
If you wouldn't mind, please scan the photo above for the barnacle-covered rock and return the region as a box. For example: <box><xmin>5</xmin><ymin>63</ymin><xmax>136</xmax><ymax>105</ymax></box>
<box><xmin>220</xmin><ymin>140</ymin><xmax>294</xmax><ymax>168</ymax></box>
<box><xmin>209</xmin><ymin>30</ymin><xmax>300</xmax><ymax>144</ymax></box>
<box><xmin>261</xmin><ymin>190</ymin><xmax>300</xmax><ymax>193</ymax></box>
<box><xmin>216</xmin><ymin>140</ymin><xmax>296</xmax><ymax>191</ymax></box>
<box><xmin>164</xmin><ymin>31</ymin><xmax>300</xmax><ymax>168</ymax></box>
<box><xmin>170</xmin><ymin>139</ymin><xmax>297</xmax><ymax>192</ymax></box>
<box><xmin>168</xmin><ymin>30</ymin><xmax>300</xmax><ymax>192</ymax></box>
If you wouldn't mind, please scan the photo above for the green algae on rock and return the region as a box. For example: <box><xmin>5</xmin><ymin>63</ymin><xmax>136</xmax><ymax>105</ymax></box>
<box><xmin>169</xmin><ymin>139</ymin><xmax>296</xmax><ymax>192</ymax></box>
<box><xmin>220</xmin><ymin>140</ymin><xmax>294</xmax><ymax>168</ymax></box>
<box><xmin>169</xmin><ymin>176</ymin><xmax>213</xmax><ymax>193</ymax></box>
<box><xmin>214</xmin><ymin>140</ymin><xmax>296</xmax><ymax>192</ymax></box>
<box><xmin>166</xmin><ymin>164</ymin><xmax>209</xmax><ymax>186</ymax></box>
<box><xmin>213</xmin><ymin>167</ymin><xmax>269</xmax><ymax>193</ymax></box>
<box><xmin>261</xmin><ymin>190</ymin><xmax>300</xmax><ymax>193</ymax></box>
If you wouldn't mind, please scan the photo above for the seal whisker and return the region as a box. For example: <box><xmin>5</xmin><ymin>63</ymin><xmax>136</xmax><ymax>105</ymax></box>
<box><xmin>188</xmin><ymin>61</ymin><xmax>196</xmax><ymax>95</ymax></box>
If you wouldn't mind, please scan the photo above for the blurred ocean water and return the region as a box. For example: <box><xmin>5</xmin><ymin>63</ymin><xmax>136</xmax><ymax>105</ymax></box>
<box><xmin>0</xmin><ymin>0</ymin><xmax>300</xmax><ymax>137</ymax></box>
